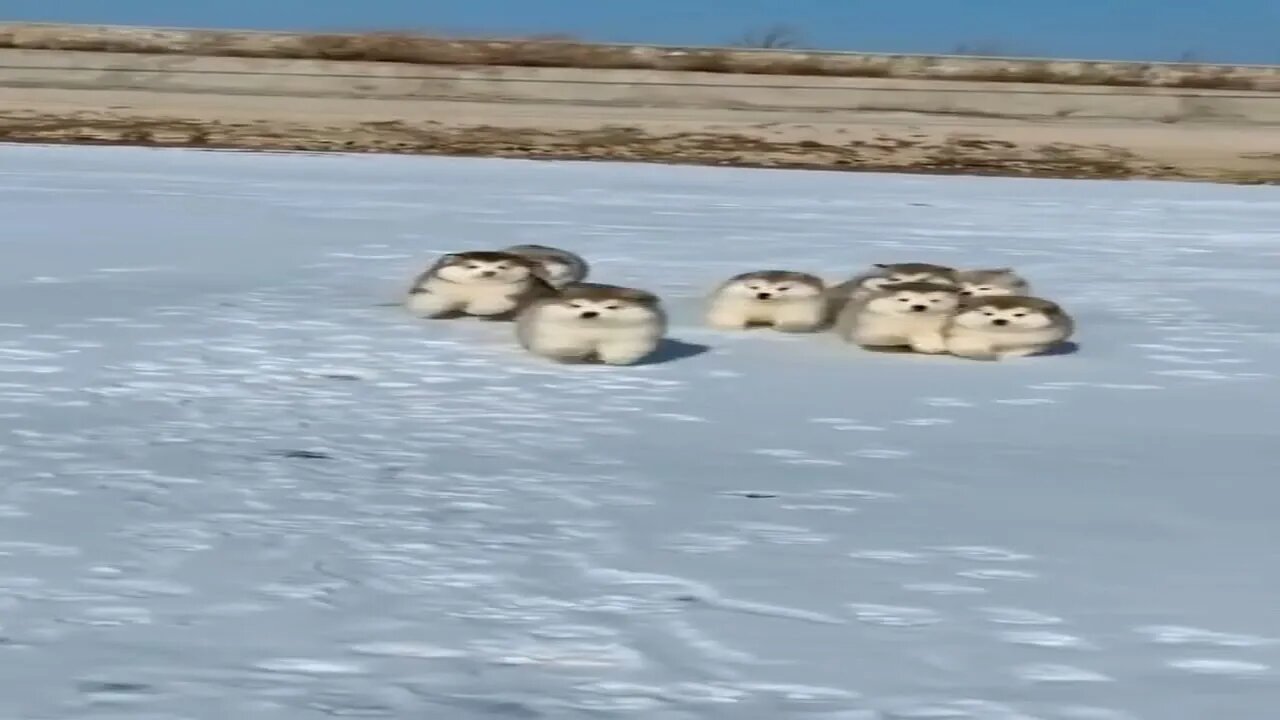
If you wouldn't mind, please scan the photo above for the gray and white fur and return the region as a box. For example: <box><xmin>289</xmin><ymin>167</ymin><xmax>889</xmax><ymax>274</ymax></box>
<box><xmin>705</xmin><ymin>270</ymin><xmax>828</xmax><ymax>332</ymax></box>
<box><xmin>405</xmin><ymin>250</ymin><xmax>557</xmax><ymax>320</ymax></box>
<box><xmin>516</xmin><ymin>282</ymin><xmax>667</xmax><ymax>366</ymax></box>
<box><xmin>954</xmin><ymin>267</ymin><xmax>1031</xmax><ymax>297</ymax></box>
<box><xmin>835</xmin><ymin>281</ymin><xmax>962</xmax><ymax>354</ymax></box>
<box><xmin>502</xmin><ymin>244</ymin><xmax>590</xmax><ymax>288</ymax></box>
<box><xmin>944</xmin><ymin>294</ymin><xmax>1073</xmax><ymax>360</ymax></box>
<box><xmin>827</xmin><ymin>262</ymin><xmax>957</xmax><ymax>313</ymax></box>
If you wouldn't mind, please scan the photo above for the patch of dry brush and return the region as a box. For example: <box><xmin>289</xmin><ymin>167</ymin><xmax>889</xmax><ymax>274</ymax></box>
<box><xmin>1</xmin><ymin>23</ymin><xmax>1277</xmax><ymax>90</ymax></box>
<box><xmin>6</xmin><ymin>110</ymin><xmax>1275</xmax><ymax>184</ymax></box>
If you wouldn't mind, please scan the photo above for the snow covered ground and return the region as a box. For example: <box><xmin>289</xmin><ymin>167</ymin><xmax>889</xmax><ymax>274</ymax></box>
<box><xmin>2</xmin><ymin>144</ymin><xmax>1279</xmax><ymax>720</ymax></box>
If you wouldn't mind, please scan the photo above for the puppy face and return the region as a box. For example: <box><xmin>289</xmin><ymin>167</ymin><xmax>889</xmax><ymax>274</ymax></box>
<box><xmin>951</xmin><ymin>298</ymin><xmax>1060</xmax><ymax>331</ymax></box>
<box><xmin>721</xmin><ymin>271</ymin><xmax>823</xmax><ymax>301</ymax></box>
<box><xmin>863</xmin><ymin>263</ymin><xmax>956</xmax><ymax>291</ymax></box>
<box><xmin>864</xmin><ymin>282</ymin><xmax>960</xmax><ymax>316</ymax></box>
<box><xmin>955</xmin><ymin>269</ymin><xmax>1027</xmax><ymax>297</ymax></box>
<box><xmin>958</xmin><ymin>281</ymin><xmax>1017</xmax><ymax>297</ymax></box>
<box><xmin>435</xmin><ymin>252</ymin><xmax>534</xmax><ymax>284</ymax></box>
<box><xmin>540</xmin><ymin>284</ymin><xmax>661</xmax><ymax>325</ymax></box>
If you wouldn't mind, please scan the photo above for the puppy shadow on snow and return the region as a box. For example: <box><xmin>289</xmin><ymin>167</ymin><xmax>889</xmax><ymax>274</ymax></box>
<box><xmin>862</xmin><ymin>339</ymin><xmax>1080</xmax><ymax>360</ymax></box>
<box><xmin>636</xmin><ymin>338</ymin><xmax>711</xmax><ymax>366</ymax></box>
<box><xmin>549</xmin><ymin>338</ymin><xmax>711</xmax><ymax>367</ymax></box>
<box><xmin>1037</xmin><ymin>340</ymin><xmax>1081</xmax><ymax>357</ymax></box>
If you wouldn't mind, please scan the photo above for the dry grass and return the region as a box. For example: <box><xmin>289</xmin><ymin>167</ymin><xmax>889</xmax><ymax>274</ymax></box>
<box><xmin>4</xmin><ymin>109</ymin><xmax>1275</xmax><ymax>185</ymax></box>
<box><xmin>2</xmin><ymin>24</ymin><xmax>1278</xmax><ymax>90</ymax></box>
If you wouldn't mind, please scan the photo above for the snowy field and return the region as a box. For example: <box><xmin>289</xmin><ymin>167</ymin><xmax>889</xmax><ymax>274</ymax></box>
<box><xmin>2</xmin><ymin>144</ymin><xmax>1279</xmax><ymax>720</ymax></box>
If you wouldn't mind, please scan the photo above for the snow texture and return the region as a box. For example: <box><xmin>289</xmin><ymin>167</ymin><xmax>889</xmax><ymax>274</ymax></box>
<box><xmin>2</xmin><ymin>144</ymin><xmax>1279</xmax><ymax>720</ymax></box>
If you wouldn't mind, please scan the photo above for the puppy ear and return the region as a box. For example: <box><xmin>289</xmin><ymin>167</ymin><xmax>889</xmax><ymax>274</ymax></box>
<box><xmin>1040</xmin><ymin>300</ymin><xmax>1062</xmax><ymax>315</ymax></box>
<box><xmin>978</xmin><ymin>267</ymin><xmax>1014</xmax><ymax>274</ymax></box>
<box><xmin>800</xmin><ymin>274</ymin><xmax>827</xmax><ymax>290</ymax></box>
<box><xmin>524</xmin><ymin>261</ymin><xmax>555</xmax><ymax>282</ymax></box>
<box><xmin>873</xmin><ymin>263</ymin><xmax>889</xmax><ymax>269</ymax></box>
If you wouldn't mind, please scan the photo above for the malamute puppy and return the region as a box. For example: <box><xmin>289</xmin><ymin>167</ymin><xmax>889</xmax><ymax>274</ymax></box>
<box><xmin>705</xmin><ymin>270</ymin><xmax>829</xmax><ymax>332</ymax></box>
<box><xmin>516</xmin><ymin>282</ymin><xmax>667</xmax><ymax>366</ymax></box>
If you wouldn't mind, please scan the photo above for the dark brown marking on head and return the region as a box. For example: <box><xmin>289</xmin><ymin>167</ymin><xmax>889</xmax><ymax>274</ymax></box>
<box><xmin>873</xmin><ymin>262</ymin><xmax>956</xmax><ymax>274</ymax></box>
<box><xmin>877</xmin><ymin>281</ymin><xmax>960</xmax><ymax>295</ymax></box>
<box><xmin>728</xmin><ymin>270</ymin><xmax>825</xmax><ymax>288</ymax></box>
<box><xmin>559</xmin><ymin>282</ymin><xmax>661</xmax><ymax>306</ymax></box>
<box><xmin>440</xmin><ymin>250</ymin><xmax>538</xmax><ymax>267</ymax></box>
<box><xmin>503</xmin><ymin>244</ymin><xmax>559</xmax><ymax>253</ymax></box>
<box><xmin>960</xmin><ymin>294</ymin><xmax>1062</xmax><ymax>314</ymax></box>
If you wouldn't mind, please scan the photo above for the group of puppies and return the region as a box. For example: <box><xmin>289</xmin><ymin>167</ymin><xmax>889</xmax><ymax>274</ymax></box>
<box><xmin>403</xmin><ymin>246</ymin><xmax>1075</xmax><ymax>366</ymax></box>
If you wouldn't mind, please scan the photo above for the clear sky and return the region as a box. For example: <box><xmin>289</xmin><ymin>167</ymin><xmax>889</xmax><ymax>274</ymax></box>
<box><xmin>2</xmin><ymin>0</ymin><xmax>1277</xmax><ymax>64</ymax></box>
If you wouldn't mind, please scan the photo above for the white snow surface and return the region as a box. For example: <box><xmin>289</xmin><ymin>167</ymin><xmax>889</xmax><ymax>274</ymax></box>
<box><xmin>2</xmin><ymin>144</ymin><xmax>1279</xmax><ymax>720</ymax></box>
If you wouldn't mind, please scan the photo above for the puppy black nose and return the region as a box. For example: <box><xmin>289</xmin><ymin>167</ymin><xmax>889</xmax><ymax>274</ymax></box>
<box><xmin>580</xmin><ymin>311</ymin><xmax>599</xmax><ymax>319</ymax></box>
<box><xmin>756</xmin><ymin>292</ymin><xmax>773</xmax><ymax>300</ymax></box>
<box><xmin>992</xmin><ymin>318</ymin><xmax>1009</xmax><ymax>326</ymax></box>
<box><xmin>480</xmin><ymin>270</ymin><xmax>496</xmax><ymax>277</ymax></box>
<box><xmin>910</xmin><ymin>304</ymin><xmax>927</xmax><ymax>312</ymax></box>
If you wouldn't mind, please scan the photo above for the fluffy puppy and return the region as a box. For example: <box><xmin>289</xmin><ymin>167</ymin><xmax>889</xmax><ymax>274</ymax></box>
<box><xmin>826</xmin><ymin>262</ymin><xmax>958</xmax><ymax>314</ymax></box>
<box><xmin>501</xmin><ymin>244</ymin><xmax>590</xmax><ymax>288</ymax></box>
<box><xmin>705</xmin><ymin>270</ymin><xmax>828</xmax><ymax>332</ymax></box>
<box><xmin>405</xmin><ymin>251</ymin><xmax>556</xmax><ymax>320</ymax></box>
<box><xmin>944</xmin><ymin>295</ymin><xmax>1074</xmax><ymax>360</ymax></box>
<box><xmin>954</xmin><ymin>267</ymin><xmax>1031</xmax><ymax>297</ymax></box>
<box><xmin>834</xmin><ymin>281</ymin><xmax>961</xmax><ymax>354</ymax></box>
<box><xmin>516</xmin><ymin>282</ymin><xmax>667</xmax><ymax>366</ymax></box>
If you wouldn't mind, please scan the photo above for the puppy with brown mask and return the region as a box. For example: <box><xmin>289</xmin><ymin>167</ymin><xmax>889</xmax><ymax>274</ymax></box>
<box><xmin>835</xmin><ymin>281</ymin><xmax>962</xmax><ymax>354</ymax></box>
<box><xmin>501</xmin><ymin>244</ymin><xmax>590</xmax><ymax>289</ymax></box>
<box><xmin>705</xmin><ymin>270</ymin><xmax>829</xmax><ymax>333</ymax></box>
<box><xmin>405</xmin><ymin>251</ymin><xmax>557</xmax><ymax>320</ymax></box>
<box><xmin>954</xmin><ymin>267</ymin><xmax>1032</xmax><ymax>298</ymax></box>
<box><xmin>944</xmin><ymin>295</ymin><xmax>1074</xmax><ymax>360</ymax></box>
<box><xmin>516</xmin><ymin>282</ymin><xmax>667</xmax><ymax>366</ymax></box>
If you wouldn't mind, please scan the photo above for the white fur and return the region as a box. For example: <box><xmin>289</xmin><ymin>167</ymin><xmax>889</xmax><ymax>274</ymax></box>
<box><xmin>944</xmin><ymin>305</ymin><xmax>1072</xmax><ymax>360</ymax></box>
<box><xmin>876</xmin><ymin>271</ymin><xmax>954</xmax><ymax>287</ymax></box>
<box><xmin>538</xmin><ymin>260</ymin><xmax>576</xmax><ymax>288</ymax></box>
<box><xmin>840</xmin><ymin>271</ymin><xmax>956</xmax><ymax>303</ymax></box>
<box><xmin>706</xmin><ymin>277</ymin><xmax>826</xmax><ymax>332</ymax></box>
<box><xmin>958</xmin><ymin>282</ymin><xmax>1018</xmax><ymax>297</ymax></box>
<box><xmin>405</xmin><ymin>256</ymin><xmax>542</xmax><ymax>317</ymax></box>
<box><xmin>434</xmin><ymin>260</ymin><xmax>532</xmax><ymax>286</ymax></box>
<box><xmin>836</xmin><ymin>288</ymin><xmax>960</xmax><ymax>354</ymax></box>
<box><xmin>406</xmin><ymin>277</ymin><xmax>526</xmax><ymax>317</ymax></box>
<box><xmin>955</xmin><ymin>269</ymin><xmax>1031</xmax><ymax>298</ymax></box>
<box><xmin>517</xmin><ymin>297</ymin><xmax>666</xmax><ymax>366</ymax></box>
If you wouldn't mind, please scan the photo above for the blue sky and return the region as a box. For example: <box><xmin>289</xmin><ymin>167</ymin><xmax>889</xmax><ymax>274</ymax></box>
<box><xmin>2</xmin><ymin>0</ymin><xmax>1278</xmax><ymax>64</ymax></box>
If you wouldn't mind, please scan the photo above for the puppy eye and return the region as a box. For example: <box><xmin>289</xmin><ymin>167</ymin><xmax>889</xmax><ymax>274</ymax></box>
<box><xmin>465</xmin><ymin>263</ymin><xmax>481</xmax><ymax>269</ymax></box>
<box><xmin>897</xmin><ymin>297</ymin><xmax>910</xmax><ymax>302</ymax></box>
<box><xmin>604</xmin><ymin>304</ymin><xmax>620</xmax><ymax>310</ymax></box>
<box><xmin>978</xmin><ymin>287</ymin><xmax>992</xmax><ymax>291</ymax></box>
<box><xmin>776</xmin><ymin>286</ymin><xmax>791</xmax><ymax>291</ymax></box>
<box><xmin>982</xmin><ymin>311</ymin><xmax>996</xmax><ymax>316</ymax></box>
<box><xmin>1013</xmin><ymin>312</ymin><xmax>1027</xmax><ymax>317</ymax></box>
